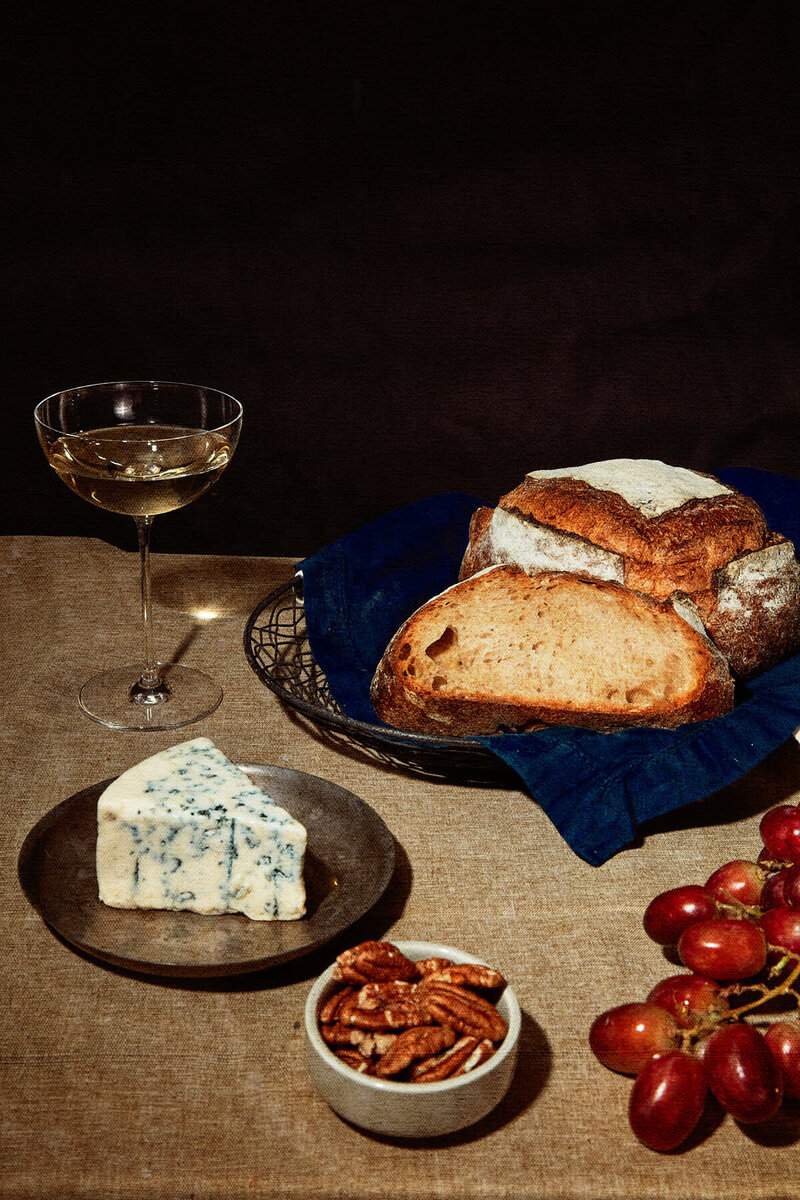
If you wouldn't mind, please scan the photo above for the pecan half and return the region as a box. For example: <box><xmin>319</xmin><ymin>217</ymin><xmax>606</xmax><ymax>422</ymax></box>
<box><xmin>421</xmin><ymin>963</ymin><xmax>505</xmax><ymax>991</ymax></box>
<box><xmin>421</xmin><ymin>983</ymin><xmax>508</xmax><ymax>1042</ymax></box>
<box><xmin>318</xmin><ymin>986</ymin><xmax>355</xmax><ymax>1025</ymax></box>
<box><xmin>373</xmin><ymin>1024</ymin><xmax>457</xmax><ymax>1077</ymax></box>
<box><xmin>332</xmin><ymin>941</ymin><xmax>419</xmax><ymax>984</ymax></box>
<box><xmin>355</xmin><ymin>980</ymin><xmax>418</xmax><ymax>1009</ymax></box>
<box><xmin>333</xmin><ymin>1048</ymin><xmax>375</xmax><ymax>1074</ymax></box>
<box><xmin>409</xmin><ymin>1035</ymin><xmax>480</xmax><ymax>1082</ymax></box>
<box><xmin>320</xmin><ymin>1023</ymin><xmax>397</xmax><ymax>1058</ymax></box>
<box><xmin>319</xmin><ymin>1021</ymin><xmax>373</xmax><ymax>1049</ymax></box>
<box><xmin>453</xmin><ymin>1037</ymin><xmax>497</xmax><ymax>1076</ymax></box>
<box><xmin>408</xmin><ymin>1035</ymin><xmax>498</xmax><ymax>1081</ymax></box>
<box><xmin>336</xmin><ymin>989</ymin><xmax>427</xmax><ymax>1031</ymax></box>
<box><xmin>415</xmin><ymin>957</ymin><xmax>454</xmax><ymax>976</ymax></box>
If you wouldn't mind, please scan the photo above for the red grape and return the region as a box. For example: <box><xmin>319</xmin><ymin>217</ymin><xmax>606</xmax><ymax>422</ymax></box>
<box><xmin>764</xmin><ymin>1022</ymin><xmax>800</xmax><ymax>1100</ymax></box>
<box><xmin>647</xmin><ymin>974</ymin><xmax>728</xmax><ymax>1030</ymax></box>
<box><xmin>643</xmin><ymin>885</ymin><xmax>717</xmax><ymax>945</ymax></box>
<box><xmin>757</xmin><ymin>906</ymin><xmax>800</xmax><ymax>955</ymax></box>
<box><xmin>589</xmin><ymin>1003</ymin><xmax>679</xmax><ymax>1075</ymax></box>
<box><xmin>761</xmin><ymin>868</ymin><xmax>789</xmax><ymax>910</ymax></box>
<box><xmin>591</xmin><ymin>824</ymin><xmax>800</xmax><ymax>1151</ymax></box>
<box><xmin>678</xmin><ymin>918</ymin><xmax>767</xmax><ymax>982</ymax></box>
<box><xmin>628</xmin><ymin>1051</ymin><xmax>708</xmax><ymax>1152</ymax></box>
<box><xmin>782</xmin><ymin>863</ymin><xmax>800</xmax><ymax>908</ymax></box>
<box><xmin>705</xmin><ymin>860</ymin><xmax>764</xmax><ymax>908</ymax></box>
<box><xmin>760</xmin><ymin>804</ymin><xmax>800</xmax><ymax>864</ymax></box>
<box><xmin>704</xmin><ymin>1023</ymin><xmax>783</xmax><ymax>1123</ymax></box>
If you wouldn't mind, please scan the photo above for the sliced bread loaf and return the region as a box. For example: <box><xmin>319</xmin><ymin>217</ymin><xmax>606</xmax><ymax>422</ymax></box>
<box><xmin>370</xmin><ymin>566</ymin><xmax>735</xmax><ymax>736</ymax></box>
<box><xmin>458</xmin><ymin>460</ymin><xmax>800</xmax><ymax>678</ymax></box>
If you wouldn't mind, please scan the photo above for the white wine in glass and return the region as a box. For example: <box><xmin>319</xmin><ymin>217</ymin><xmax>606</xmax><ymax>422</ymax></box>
<box><xmin>34</xmin><ymin>380</ymin><xmax>243</xmax><ymax>729</ymax></box>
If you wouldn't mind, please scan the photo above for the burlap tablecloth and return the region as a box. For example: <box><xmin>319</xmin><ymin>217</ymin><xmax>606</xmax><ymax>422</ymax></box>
<box><xmin>3</xmin><ymin>535</ymin><xmax>800</xmax><ymax>1200</ymax></box>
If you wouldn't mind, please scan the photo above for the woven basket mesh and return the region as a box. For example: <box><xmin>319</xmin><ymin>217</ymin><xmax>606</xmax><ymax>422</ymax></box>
<box><xmin>243</xmin><ymin>577</ymin><xmax>508</xmax><ymax>783</ymax></box>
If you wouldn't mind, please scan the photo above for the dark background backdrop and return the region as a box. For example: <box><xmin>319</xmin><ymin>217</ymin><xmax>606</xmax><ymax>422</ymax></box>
<box><xmin>4</xmin><ymin>0</ymin><xmax>800</xmax><ymax>558</ymax></box>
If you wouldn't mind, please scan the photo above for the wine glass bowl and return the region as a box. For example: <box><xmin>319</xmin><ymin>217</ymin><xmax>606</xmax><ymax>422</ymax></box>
<box><xmin>34</xmin><ymin>381</ymin><xmax>243</xmax><ymax>730</ymax></box>
<box><xmin>35</xmin><ymin>381</ymin><xmax>241</xmax><ymax>518</ymax></box>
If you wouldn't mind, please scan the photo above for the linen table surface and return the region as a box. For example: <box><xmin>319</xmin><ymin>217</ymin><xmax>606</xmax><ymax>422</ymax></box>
<box><xmin>3</xmin><ymin>535</ymin><xmax>800</xmax><ymax>1200</ymax></box>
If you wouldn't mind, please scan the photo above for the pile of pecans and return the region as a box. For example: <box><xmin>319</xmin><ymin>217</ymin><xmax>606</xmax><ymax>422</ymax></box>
<box><xmin>318</xmin><ymin>940</ymin><xmax>508</xmax><ymax>1082</ymax></box>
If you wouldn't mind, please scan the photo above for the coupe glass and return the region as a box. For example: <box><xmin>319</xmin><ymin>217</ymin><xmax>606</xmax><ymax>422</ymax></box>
<box><xmin>34</xmin><ymin>380</ymin><xmax>243</xmax><ymax>729</ymax></box>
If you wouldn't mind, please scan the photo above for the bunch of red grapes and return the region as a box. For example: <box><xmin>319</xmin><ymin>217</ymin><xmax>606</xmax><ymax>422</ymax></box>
<box><xmin>589</xmin><ymin>802</ymin><xmax>800</xmax><ymax>1152</ymax></box>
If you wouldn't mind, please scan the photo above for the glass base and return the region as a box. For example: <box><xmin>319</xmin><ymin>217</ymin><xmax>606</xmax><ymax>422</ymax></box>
<box><xmin>79</xmin><ymin>663</ymin><xmax>223</xmax><ymax>730</ymax></box>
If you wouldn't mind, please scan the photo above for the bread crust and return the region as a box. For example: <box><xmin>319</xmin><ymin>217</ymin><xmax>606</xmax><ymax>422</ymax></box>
<box><xmin>500</xmin><ymin>474</ymin><xmax>766</xmax><ymax>599</ymax></box>
<box><xmin>370</xmin><ymin>568</ymin><xmax>734</xmax><ymax>737</ymax></box>
<box><xmin>459</xmin><ymin>463</ymin><xmax>800</xmax><ymax>679</ymax></box>
<box><xmin>704</xmin><ymin>535</ymin><xmax>800</xmax><ymax>676</ymax></box>
<box><xmin>459</xmin><ymin>506</ymin><xmax>495</xmax><ymax>580</ymax></box>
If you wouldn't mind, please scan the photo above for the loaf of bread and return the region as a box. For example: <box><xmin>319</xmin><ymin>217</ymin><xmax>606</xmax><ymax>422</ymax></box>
<box><xmin>459</xmin><ymin>459</ymin><xmax>800</xmax><ymax>678</ymax></box>
<box><xmin>370</xmin><ymin>566</ymin><xmax>735</xmax><ymax>736</ymax></box>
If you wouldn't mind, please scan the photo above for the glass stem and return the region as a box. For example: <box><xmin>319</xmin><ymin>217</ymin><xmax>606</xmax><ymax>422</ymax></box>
<box><xmin>135</xmin><ymin>515</ymin><xmax>164</xmax><ymax>692</ymax></box>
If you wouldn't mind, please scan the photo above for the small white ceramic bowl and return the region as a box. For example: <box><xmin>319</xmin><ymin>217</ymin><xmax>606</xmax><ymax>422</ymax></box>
<box><xmin>305</xmin><ymin>940</ymin><xmax>521</xmax><ymax>1138</ymax></box>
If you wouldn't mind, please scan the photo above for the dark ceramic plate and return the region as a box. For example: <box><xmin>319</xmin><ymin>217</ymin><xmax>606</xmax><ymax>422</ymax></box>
<box><xmin>18</xmin><ymin>764</ymin><xmax>395</xmax><ymax>978</ymax></box>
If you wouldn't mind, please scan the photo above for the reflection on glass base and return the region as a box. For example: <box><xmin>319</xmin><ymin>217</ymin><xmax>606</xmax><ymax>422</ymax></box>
<box><xmin>79</xmin><ymin>663</ymin><xmax>223</xmax><ymax>730</ymax></box>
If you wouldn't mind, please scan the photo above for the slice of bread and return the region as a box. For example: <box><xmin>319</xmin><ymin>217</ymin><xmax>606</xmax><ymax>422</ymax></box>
<box><xmin>370</xmin><ymin>567</ymin><xmax>735</xmax><ymax>736</ymax></box>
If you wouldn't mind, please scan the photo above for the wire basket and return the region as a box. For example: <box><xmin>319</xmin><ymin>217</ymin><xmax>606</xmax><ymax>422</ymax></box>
<box><xmin>243</xmin><ymin>575</ymin><xmax>510</xmax><ymax>783</ymax></box>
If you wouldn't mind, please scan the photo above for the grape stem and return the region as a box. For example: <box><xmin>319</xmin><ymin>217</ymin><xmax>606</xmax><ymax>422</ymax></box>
<box><xmin>724</xmin><ymin>953</ymin><xmax>800</xmax><ymax>1019</ymax></box>
<box><xmin>678</xmin><ymin>951</ymin><xmax>800</xmax><ymax>1049</ymax></box>
<box><xmin>715</xmin><ymin>893</ymin><xmax>763</xmax><ymax>920</ymax></box>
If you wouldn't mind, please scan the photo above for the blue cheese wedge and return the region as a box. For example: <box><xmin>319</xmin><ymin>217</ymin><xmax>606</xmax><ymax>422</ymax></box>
<box><xmin>96</xmin><ymin>738</ymin><xmax>306</xmax><ymax>920</ymax></box>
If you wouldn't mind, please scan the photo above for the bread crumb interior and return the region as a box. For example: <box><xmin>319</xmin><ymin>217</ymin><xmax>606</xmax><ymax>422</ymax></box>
<box><xmin>401</xmin><ymin>575</ymin><xmax>700</xmax><ymax>712</ymax></box>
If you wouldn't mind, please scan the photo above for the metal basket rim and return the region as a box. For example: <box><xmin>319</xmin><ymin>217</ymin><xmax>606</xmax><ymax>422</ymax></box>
<box><xmin>242</xmin><ymin>577</ymin><xmax>497</xmax><ymax>765</ymax></box>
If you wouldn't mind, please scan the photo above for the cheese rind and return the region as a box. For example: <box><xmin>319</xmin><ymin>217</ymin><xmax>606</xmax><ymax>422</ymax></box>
<box><xmin>96</xmin><ymin>738</ymin><xmax>306</xmax><ymax>920</ymax></box>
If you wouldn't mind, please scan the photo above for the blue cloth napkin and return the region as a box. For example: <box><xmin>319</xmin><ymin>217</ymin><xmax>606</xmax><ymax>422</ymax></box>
<box><xmin>299</xmin><ymin>469</ymin><xmax>800</xmax><ymax>865</ymax></box>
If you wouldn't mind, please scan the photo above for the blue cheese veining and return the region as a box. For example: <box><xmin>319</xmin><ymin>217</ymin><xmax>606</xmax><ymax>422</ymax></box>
<box><xmin>96</xmin><ymin>738</ymin><xmax>306</xmax><ymax>920</ymax></box>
